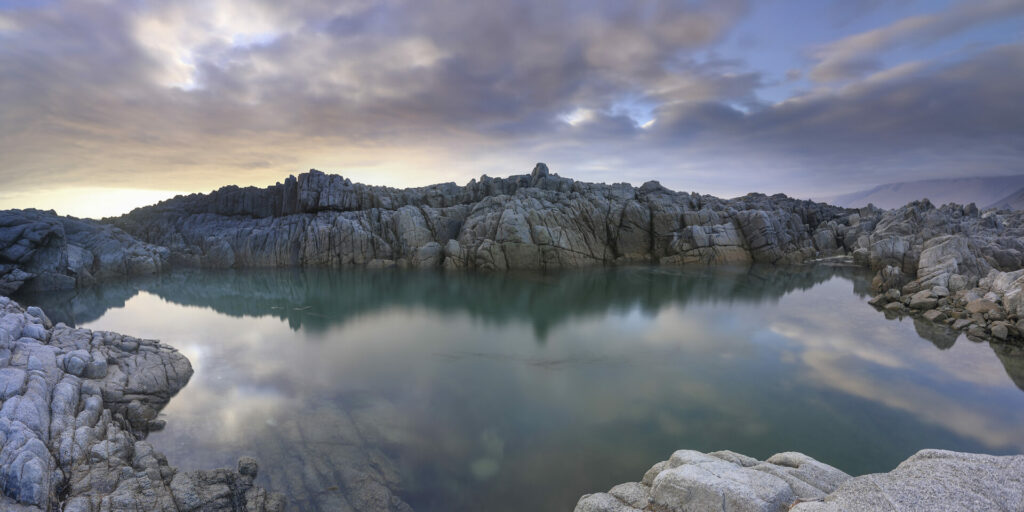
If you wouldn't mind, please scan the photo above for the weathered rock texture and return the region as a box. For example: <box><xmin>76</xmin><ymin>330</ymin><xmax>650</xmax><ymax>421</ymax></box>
<box><xmin>857</xmin><ymin>200</ymin><xmax>1024</xmax><ymax>344</ymax></box>
<box><xmin>1</xmin><ymin>209</ymin><xmax>169</xmax><ymax>296</ymax></box>
<box><xmin>4</xmin><ymin>164</ymin><xmax>1024</xmax><ymax>344</ymax></box>
<box><xmin>0</xmin><ymin>296</ymin><xmax>282</xmax><ymax>511</ymax></box>
<box><xmin>110</xmin><ymin>164</ymin><xmax>854</xmax><ymax>272</ymax></box>
<box><xmin>576</xmin><ymin>448</ymin><xmax>1023</xmax><ymax>512</ymax></box>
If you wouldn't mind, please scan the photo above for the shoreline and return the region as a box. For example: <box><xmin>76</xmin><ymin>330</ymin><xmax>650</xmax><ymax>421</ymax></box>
<box><xmin>4</xmin><ymin>166</ymin><xmax>1024</xmax><ymax>348</ymax></box>
<box><xmin>576</xmin><ymin>447</ymin><xmax>1024</xmax><ymax>512</ymax></box>
<box><xmin>2</xmin><ymin>263</ymin><xmax>1023</xmax><ymax>509</ymax></box>
<box><xmin>0</xmin><ymin>295</ymin><xmax>283</xmax><ymax>511</ymax></box>
<box><xmin>2</xmin><ymin>166</ymin><xmax>1024</xmax><ymax>509</ymax></box>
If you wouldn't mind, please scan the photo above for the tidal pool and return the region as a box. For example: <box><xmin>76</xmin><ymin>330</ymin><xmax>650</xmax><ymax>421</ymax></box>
<box><xmin>16</xmin><ymin>265</ymin><xmax>1024</xmax><ymax>511</ymax></box>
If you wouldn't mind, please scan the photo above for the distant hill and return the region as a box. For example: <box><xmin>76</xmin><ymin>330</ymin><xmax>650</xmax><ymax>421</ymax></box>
<box><xmin>821</xmin><ymin>175</ymin><xmax>1024</xmax><ymax>209</ymax></box>
<box><xmin>987</xmin><ymin>186</ymin><xmax>1024</xmax><ymax>210</ymax></box>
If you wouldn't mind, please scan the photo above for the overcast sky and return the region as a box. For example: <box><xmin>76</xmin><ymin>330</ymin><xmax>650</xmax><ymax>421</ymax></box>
<box><xmin>1</xmin><ymin>0</ymin><xmax>1022</xmax><ymax>217</ymax></box>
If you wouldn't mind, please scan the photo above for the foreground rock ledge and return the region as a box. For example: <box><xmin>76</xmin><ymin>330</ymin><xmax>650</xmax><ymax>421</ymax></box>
<box><xmin>0</xmin><ymin>296</ymin><xmax>283</xmax><ymax>511</ymax></box>
<box><xmin>576</xmin><ymin>448</ymin><xmax>1024</xmax><ymax>512</ymax></box>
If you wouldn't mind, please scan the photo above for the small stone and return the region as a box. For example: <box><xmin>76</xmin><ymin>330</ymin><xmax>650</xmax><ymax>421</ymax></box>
<box><xmin>965</xmin><ymin>299</ymin><xmax>1000</xmax><ymax>315</ymax></box>
<box><xmin>923</xmin><ymin>309</ymin><xmax>946</xmax><ymax>322</ymax></box>
<box><xmin>909</xmin><ymin>290</ymin><xmax>938</xmax><ymax>310</ymax></box>
<box><xmin>948</xmin><ymin>274</ymin><xmax>969</xmax><ymax>292</ymax></box>
<box><xmin>991</xmin><ymin>322</ymin><xmax>1009</xmax><ymax>340</ymax></box>
<box><xmin>25</xmin><ymin>306</ymin><xmax>52</xmax><ymax>329</ymax></box>
<box><xmin>20</xmin><ymin>323</ymin><xmax>47</xmax><ymax>341</ymax></box>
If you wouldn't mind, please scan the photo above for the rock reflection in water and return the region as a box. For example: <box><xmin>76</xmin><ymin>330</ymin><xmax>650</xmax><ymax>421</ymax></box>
<box><xmin>13</xmin><ymin>265</ymin><xmax>1024</xmax><ymax>512</ymax></box>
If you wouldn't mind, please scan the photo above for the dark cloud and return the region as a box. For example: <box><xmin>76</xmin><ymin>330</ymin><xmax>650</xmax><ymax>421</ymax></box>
<box><xmin>0</xmin><ymin>0</ymin><xmax>1021</xmax><ymax>215</ymax></box>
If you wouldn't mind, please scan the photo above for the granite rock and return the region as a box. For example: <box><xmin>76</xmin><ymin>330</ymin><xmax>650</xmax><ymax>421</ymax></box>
<box><xmin>0</xmin><ymin>210</ymin><xmax>168</xmax><ymax>295</ymax></box>
<box><xmin>577</xmin><ymin>448</ymin><xmax>1023</xmax><ymax>512</ymax></box>
<box><xmin>111</xmin><ymin>165</ymin><xmax>851</xmax><ymax>273</ymax></box>
<box><xmin>0</xmin><ymin>296</ymin><xmax>282</xmax><ymax>511</ymax></box>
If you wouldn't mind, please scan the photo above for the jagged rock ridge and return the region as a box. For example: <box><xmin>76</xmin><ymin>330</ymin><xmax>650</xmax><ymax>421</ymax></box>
<box><xmin>5</xmin><ymin>163</ymin><xmax>1024</xmax><ymax>345</ymax></box>
<box><xmin>110</xmin><ymin>164</ymin><xmax>856</xmax><ymax>272</ymax></box>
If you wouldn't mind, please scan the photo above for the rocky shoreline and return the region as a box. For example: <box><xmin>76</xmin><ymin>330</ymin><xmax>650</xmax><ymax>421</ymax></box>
<box><xmin>4</xmin><ymin>164</ymin><xmax>1024</xmax><ymax>346</ymax></box>
<box><xmin>576</xmin><ymin>448</ymin><xmax>1023</xmax><ymax>512</ymax></box>
<box><xmin>0</xmin><ymin>296</ymin><xmax>283</xmax><ymax>511</ymax></box>
<box><xmin>3</xmin><ymin>164</ymin><xmax>1024</xmax><ymax>510</ymax></box>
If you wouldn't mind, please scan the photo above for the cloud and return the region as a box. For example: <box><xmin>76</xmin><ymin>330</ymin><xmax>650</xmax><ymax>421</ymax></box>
<box><xmin>809</xmin><ymin>0</ymin><xmax>1024</xmax><ymax>83</ymax></box>
<box><xmin>0</xmin><ymin>0</ymin><xmax>1021</xmax><ymax>215</ymax></box>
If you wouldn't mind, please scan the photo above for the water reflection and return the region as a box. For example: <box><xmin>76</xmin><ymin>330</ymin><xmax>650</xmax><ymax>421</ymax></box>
<box><xmin>13</xmin><ymin>265</ymin><xmax>1024</xmax><ymax>512</ymax></box>
<box><xmin>20</xmin><ymin>264</ymin><xmax>871</xmax><ymax>335</ymax></box>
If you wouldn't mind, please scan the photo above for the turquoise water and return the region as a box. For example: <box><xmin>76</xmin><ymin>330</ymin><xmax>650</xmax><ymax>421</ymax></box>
<box><xmin>17</xmin><ymin>265</ymin><xmax>1024</xmax><ymax>511</ymax></box>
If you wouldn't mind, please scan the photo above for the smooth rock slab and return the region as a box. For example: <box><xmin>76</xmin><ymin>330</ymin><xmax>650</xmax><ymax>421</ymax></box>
<box><xmin>577</xmin><ymin>448</ymin><xmax>1024</xmax><ymax>512</ymax></box>
<box><xmin>576</xmin><ymin>450</ymin><xmax>851</xmax><ymax>512</ymax></box>
<box><xmin>791</xmin><ymin>450</ymin><xmax>1024</xmax><ymax>511</ymax></box>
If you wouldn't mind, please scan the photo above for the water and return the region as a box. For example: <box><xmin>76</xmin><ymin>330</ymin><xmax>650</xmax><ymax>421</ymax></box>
<box><xmin>16</xmin><ymin>265</ymin><xmax>1024</xmax><ymax>511</ymax></box>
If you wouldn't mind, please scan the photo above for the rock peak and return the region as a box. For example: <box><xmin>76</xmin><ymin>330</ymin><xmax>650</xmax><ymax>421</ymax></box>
<box><xmin>530</xmin><ymin>162</ymin><xmax>549</xmax><ymax>185</ymax></box>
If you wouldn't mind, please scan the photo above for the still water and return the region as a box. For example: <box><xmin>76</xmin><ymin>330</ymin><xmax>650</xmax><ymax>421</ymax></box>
<box><xmin>16</xmin><ymin>265</ymin><xmax>1024</xmax><ymax>511</ymax></box>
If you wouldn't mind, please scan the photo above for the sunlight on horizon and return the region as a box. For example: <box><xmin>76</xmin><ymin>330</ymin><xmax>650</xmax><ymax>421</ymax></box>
<box><xmin>0</xmin><ymin>187</ymin><xmax>187</xmax><ymax>219</ymax></box>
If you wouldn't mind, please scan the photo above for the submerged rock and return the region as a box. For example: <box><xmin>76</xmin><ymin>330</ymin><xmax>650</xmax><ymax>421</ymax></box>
<box><xmin>0</xmin><ymin>296</ymin><xmax>282</xmax><ymax>511</ymax></box>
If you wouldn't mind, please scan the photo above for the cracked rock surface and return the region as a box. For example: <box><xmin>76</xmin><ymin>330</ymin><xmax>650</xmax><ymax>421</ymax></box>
<box><xmin>109</xmin><ymin>164</ymin><xmax>853</xmax><ymax>272</ymax></box>
<box><xmin>0</xmin><ymin>296</ymin><xmax>283</xmax><ymax>511</ymax></box>
<box><xmin>0</xmin><ymin>209</ymin><xmax>169</xmax><ymax>296</ymax></box>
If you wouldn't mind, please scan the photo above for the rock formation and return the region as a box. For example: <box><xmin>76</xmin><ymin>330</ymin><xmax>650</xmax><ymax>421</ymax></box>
<box><xmin>106</xmin><ymin>164</ymin><xmax>1024</xmax><ymax>346</ymax></box>
<box><xmin>857</xmin><ymin>200</ymin><xmax>1024</xmax><ymax>344</ymax></box>
<box><xmin>576</xmin><ymin>448</ymin><xmax>1023</xmax><ymax>512</ymax></box>
<box><xmin>4</xmin><ymin>164</ymin><xmax>1024</xmax><ymax>343</ymax></box>
<box><xmin>0</xmin><ymin>209</ymin><xmax>169</xmax><ymax>296</ymax></box>
<box><xmin>0</xmin><ymin>296</ymin><xmax>282</xmax><ymax>511</ymax></box>
<box><xmin>6</xmin><ymin>163</ymin><xmax>1024</xmax><ymax>344</ymax></box>
<box><xmin>109</xmin><ymin>164</ymin><xmax>854</xmax><ymax>272</ymax></box>
<box><xmin>3</xmin><ymin>164</ymin><xmax>1024</xmax><ymax>510</ymax></box>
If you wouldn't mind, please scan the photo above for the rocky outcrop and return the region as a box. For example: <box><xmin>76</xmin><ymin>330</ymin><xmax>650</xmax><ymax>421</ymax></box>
<box><xmin>0</xmin><ymin>209</ymin><xmax>169</xmax><ymax>296</ymax></box>
<box><xmin>111</xmin><ymin>164</ymin><xmax>855</xmax><ymax>272</ymax></box>
<box><xmin>857</xmin><ymin>200</ymin><xmax>1024</xmax><ymax>343</ymax></box>
<box><xmin>0</xmin><ymin>296</ymin><xmax>282</xmax><ymax>511</ymax></box>
<box><xmin>105</xmin><ymin>163</ymin><xmax>1024</xmax><ymax>343</ymax></box>
<box><xmin>5</xmin><ymin>164</ymin><xmax>1024</xmax><ymax>344</ymax></box>
<box><xmin>576</xmin><ymin>448</ymin><xmax>1023</xmax><ymax>512</ymax></box>
<box><xmin>793</xmin><ymin>450</ymin><xmax>1024</xmax><ymax>511</ymax></box>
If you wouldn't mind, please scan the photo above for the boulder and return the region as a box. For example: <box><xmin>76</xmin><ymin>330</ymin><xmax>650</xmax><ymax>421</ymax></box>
<box><xmin>791</xmin><ymin>450</ymin><xmax>1024</xmax><ymax>511</ymax></box>
<box><xmin>577</xmin><ymin>450</ymin><xmax>851</xmax><ymax>512</ymax></box>
<box><xmin>908</xmin><ymin>290</ymin><xmax>937</xmax><ymax>310</ymax></box>
<box><xmin>579</xmin><ymin>449</ymin><xmax>1023</xmax><ymax>512</ymax></box>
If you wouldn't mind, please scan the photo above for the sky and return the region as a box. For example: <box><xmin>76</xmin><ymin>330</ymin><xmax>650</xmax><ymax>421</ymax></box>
<box><xmin>0</xmin><ymin>0</ymin><xmax>1022</xmax><ymax>218</ymax></box>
